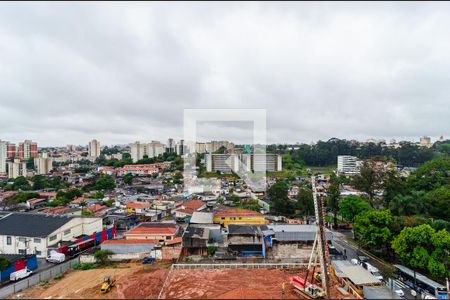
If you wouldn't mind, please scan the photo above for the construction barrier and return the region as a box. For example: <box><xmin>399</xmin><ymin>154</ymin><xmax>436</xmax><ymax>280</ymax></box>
<box><xmin>0</xmin><ymin>257</ymin><xmax>80</xmax><ymax>299</ymax></box>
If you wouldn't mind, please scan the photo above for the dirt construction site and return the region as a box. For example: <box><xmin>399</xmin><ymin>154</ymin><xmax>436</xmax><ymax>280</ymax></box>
<box><xmin>10</xmin><ymin>263</ymin><xmax>338</xmax><ymax>299</ymax></box>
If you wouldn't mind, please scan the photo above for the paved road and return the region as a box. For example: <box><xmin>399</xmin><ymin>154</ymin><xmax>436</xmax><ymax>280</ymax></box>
<box><xmin>331</xmin><ymin>229</ymin><xmax>419</xmax><ymax>299</ymax></box>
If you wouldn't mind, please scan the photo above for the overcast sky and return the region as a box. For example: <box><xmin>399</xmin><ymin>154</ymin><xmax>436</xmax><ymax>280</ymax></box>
<box><xmin>0</xmin><ymin>2</ymin><xmax>449</xmax><ymax>147</ymax></box>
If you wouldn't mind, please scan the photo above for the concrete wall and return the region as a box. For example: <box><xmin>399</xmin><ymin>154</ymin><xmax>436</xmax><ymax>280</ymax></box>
<box><xmin>162</xmin><ymin>246</ymin><xmax>181</xmax><ymax>260</ymax></box>
<box><xmin>270</xmin><ymin>243</ymin><xmax>313</xmax><ymax>260</ymax></box>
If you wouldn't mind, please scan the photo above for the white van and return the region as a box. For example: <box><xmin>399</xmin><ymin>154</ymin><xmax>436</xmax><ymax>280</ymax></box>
<box><xmin>46</xmin><ymin>250</ymin><xmax>66</xmax><ymax>263</ymax></box>
<box><xmin>10</xmin><ymin>268</ymin><xmax>33</xmax><ymax>282</ymax></box>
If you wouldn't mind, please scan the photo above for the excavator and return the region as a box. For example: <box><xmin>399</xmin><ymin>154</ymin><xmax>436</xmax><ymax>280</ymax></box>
<box><xmin>100</xmin><ymin>275</ymin><xmax>116</xmax><ymax>294</ymax></box>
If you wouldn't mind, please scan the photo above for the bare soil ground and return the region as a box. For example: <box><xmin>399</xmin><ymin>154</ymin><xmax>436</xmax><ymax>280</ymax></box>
<box><xmin>12</xmin><ymin>263</ymin><xmax>169</xmax><ymax>299</ymax></box>
<box><xmin>159</xmin><ymin>268</ymin><xmax>303</xmax><ymax>299</ymax></box>
<box><xmin>12</xmin><ymin>264</ymin><xmax>345</xmax><ymax>299</ymax></box>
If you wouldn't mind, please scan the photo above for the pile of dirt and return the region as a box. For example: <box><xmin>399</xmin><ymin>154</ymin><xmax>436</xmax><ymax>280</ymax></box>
<box><xmin>116</xmin><ymin>268</ymin><xmax>169</xmax><ymax>299</ymax></box>
<box><xmin>160</xmin><ymin>268</ymin><xmax>302</xmax><ymax>299</ymax></box>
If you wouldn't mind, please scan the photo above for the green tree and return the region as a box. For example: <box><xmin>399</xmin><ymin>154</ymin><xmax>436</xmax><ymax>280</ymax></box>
<box><xmin>383</xmin><ymin>170</ymin><xmax>408</xmax><ymax>208</ymax></box>
<box><xmin>95</xmin><ymin>176</ymin><xmax>116</xmax><ymax>190</ymax></box>
<box><xmin>425</xmin><ymin>186</ymin><xmax>450</xmax><ymax>222</ymax></box>
<box><xmin>327</xmin><ymin>173</ymin><xmax>344</xmax><ymax>228</ymax></box>
<box><xmin>296</xmin><ymin>187</ymin><xmax>314</xmax><ymax>217</ymax></box>
<box><xmin>268</xmin><ymin>181</ymin><xmax>294</xmax><ymax>215</ymax></box>
<box><xmin>0</xmin><ymin>257</ymin><xmax>12</xmax><ymax>271</ymax></box>
<box><xmin>391</xmin><ymin>224</ymin><xmax>449</xmax><ymax>278</ymax></box>
<box><xmin>407</xmin><ymin>157</ymin><xmax>450</xmax><ymax>192</ymax></box>
<box><xmin>389</xmin><ymin>191</ymin><xmax>427</xmax><ymax>216</ymax></box>
<box><xmin>123</xmin><ymin>173</ymin><xmax>133</xmax><ymax>185</ymax></box>
<box><xmin>338</xmin><ymin>195</ymin><xmax>372</xmax><ymax>223</ymax></box>
<box><xmin>354</xmin><ymin>209</ymin><xmax>393</xmax><ymax>255</ymax></box>
<box><xmin>352</xmin><ymin>160</ymin><xmax>386</xmax><ymax>205</ymax></box>
<box><xmin>93</xmin><ymin>250</ymin><xmax>114</xmax><ymax>265</ymax></box>
<box><xmin>12</xmin><ymin>176</ymin><xmax>31</xmax><ymax>191</ymax></box>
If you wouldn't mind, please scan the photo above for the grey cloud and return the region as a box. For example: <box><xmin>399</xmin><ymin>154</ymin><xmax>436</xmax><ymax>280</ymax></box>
<box><xmin>0</xmin><ymin>2</ymin><xmax>449</xmax><ymax>146</ymax></box>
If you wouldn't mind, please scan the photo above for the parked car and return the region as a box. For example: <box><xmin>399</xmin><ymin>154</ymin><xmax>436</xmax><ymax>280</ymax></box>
<box><xmin>10</xmin><ymin>268</ymin><xmax>33</xmax><ymax>282</ymax></box>
<box><xmin>46</xmin><ymin>250</ymin><xmax>66</xmax><ymax>263</ymax></box>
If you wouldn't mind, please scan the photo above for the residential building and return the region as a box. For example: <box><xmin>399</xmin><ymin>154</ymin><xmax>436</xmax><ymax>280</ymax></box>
<box><xmin>34</xmin><ymin>152</ymin><xmax>53</xmax><ymax>175</ymax></box>
<box><xmin>126</xmin><ymin>201</ymin><xmax>151</xmax><ymax>215</ymax></box>
<box><xmin>148</xmin><ymin>141</ymin><xmax>165</xmax><ymax>158</ymax></box>
<box><xmin>124</xmin><ymin>222</ymin><xmax>179</xmax><ymax>244</ymax></box>
<box><xmin>18</xmin><ymin>140</ymin><xmax>38</xmax><ymax>159</ymax></box>
<box><xmin>130</xmin><ymin>141</ymin><xmax>166</xmax><ymax>162</ymax></box>
<box><xmin>205</xmin><ymin>153</ymin><xmax>282</xmax><ymax>173</ymax></box>
<box><xmin>166</xmin><ymin>138</ymin><xmax>175</xmax><ymax>153</ymax></box>
<box><xmin>176</xmin><ymin>139</ymin><xmax>187</xmax><ymax>155</ymax></box>
<box><xmin>227</xmin><ymin>224</ymin><xmax>267</xmax><ymax>257</ymax></box>
<box><xmin>0</xmin><ymin>212</ymin><xmax>102</xmax><ymax>257</ymax></box>
<box><xmin>7</xmin><ymin>159</ymin><xmax>27</xmax><ymax>179</ymax></box>
<box><xmin>7</xmin><ymin>143</ymin><xmax>16</xmax><ymax>159</ymax></box>
<box><xmin>420</xmin><ymin>136</ymin><xmax>432</xmax><ymax>148</ymax></box>
<box><xmin>174</xmin><ymin>200</ymin><xmax>206</xmax><ymax>220</ymax></box>
<box><xmin>88</xmin><ymin>139</ymin><xmax>101</xmax><ymax>159</ymax></box>
<box><xmin>213</xmin><ymin>209</ymin><xmax>267</xmax><ymax>227</ymax></box>
<box><xmin>0</xmin><ymin>140</ymin><xmax>7</xmax><ymax>175</ymax></box>
<box><xmin>337</xmin><ymin>155</ymin><xmax>359</xmax><ymax>176</ymax></box>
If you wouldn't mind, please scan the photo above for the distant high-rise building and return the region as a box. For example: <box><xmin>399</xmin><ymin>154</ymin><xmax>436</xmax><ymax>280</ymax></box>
<box><xmin>337</xmin><ymin>155</ymin><xmax>358</xmax><ymax>175</ymax></box>
<box><xmin>66</xmin><ymin>144</ymin><xmax>75</xmax><ymax>152</ymax></box>
<box><xmin>18</xmin><ymin>140</ymin><xmax>38</xmax><ymax>159</ymax></box>
<box><xmin>166</xmin><ymin>138</ymin><xmax>175</xmax><ymax>153</ymax></box>
<box><xmin>8</xmin><ymin>159</ymin><xmax>27</xmax><ymax>179</ymax></box>
<box><xmin>88</xmin><ymin>139</ymin><xmax>101</xmax><ymax>158</ymax></box>
<box><xmin>7</xmin><ymin>143</ymin><xmax>16</xmax><ymax>159</ymax></box>
<box><xmin>0</xmin><ymin>140</ymin><xmax>8</xmax><ymax>175</ymax></box>
<box><xmin>420</xmin><ymin>136</ymin><xmax>432</xmax><ymax>148</ymax></box>
<box><xmin>35</xmin><ymin>152</ymin><xmax>53</xmax><ymax>175</ymax></box>
<box><xmin>130</xmin><ymin>141</ymin><xmax>166</xmax><ymax>163</ymax></box>
<box><xmin>205</xmin><ymin>153</ymin><xmax>282</xmax><ymax>173</ymax></box>
<box><xmin>176</xmin><ymin>140</ymin><xmax>187</xmax><ymax>155</ymax></box>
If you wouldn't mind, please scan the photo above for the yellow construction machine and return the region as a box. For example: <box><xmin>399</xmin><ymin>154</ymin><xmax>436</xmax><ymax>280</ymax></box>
<box><xmin>100</xmin><ymin>275</ymin><xmax>116</xmax><ymax>293</ymax></box>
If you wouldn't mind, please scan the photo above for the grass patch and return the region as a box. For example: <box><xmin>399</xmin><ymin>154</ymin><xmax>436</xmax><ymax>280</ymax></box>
<box><xmin>73</xmin><ymin>263</ymin><xmax>96</xmax><ymax>270</ymax></box>
<box><xmin>54</xmin><ymin>273</ymin><xmax>64</xmax><ymax>280</ymax></box>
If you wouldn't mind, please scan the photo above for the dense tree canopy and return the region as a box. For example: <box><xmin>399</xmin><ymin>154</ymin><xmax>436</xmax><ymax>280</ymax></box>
<box><xmin>338</xmin><ymin>195</ymin><xmax>372</xmax><ymax>223</ymax></box>
<box><xmin>296</xmin><ymin>187</ymin><xmax>314</xmax><ymax>217</ymax></box>
<box><xmin>354</xmin><ymin>209</ymin><xmax>393</xmax><ymax>255</ymax></box>
<box><xmin>268</xmin><ymin>180</ymin><xmax>294</xmax><ymax>215</ymax></box>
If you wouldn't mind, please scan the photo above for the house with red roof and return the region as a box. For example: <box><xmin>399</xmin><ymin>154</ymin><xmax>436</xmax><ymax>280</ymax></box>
<box><xmin>124</xmin><ymin>222</ymin><xmax>179</xmax><ymax>244</ymax></box>
<box><xmin>174</xmin><ymin>200</ymin><xmax>206</xmax><ymax>220</ymax></box>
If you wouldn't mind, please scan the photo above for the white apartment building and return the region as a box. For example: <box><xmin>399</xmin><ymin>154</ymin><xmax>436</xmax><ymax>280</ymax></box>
<box><xmin>0</xmin><ymin>140</ymin><xmax>7</xmax><ymax>175</ymax></box>
<box><xmin>7</xmin><ymin>159</ymin><xmax>27</xmax><ymax>179</ymax></box>
<box><xmin>130</xmin><ymin>141</ymin><xmax>166</xmax><ymax>162</ymax></box>
<box><xmin>420</xmin><ymin>136</ymin><xmax>432</xmax><ymax>148</ymax></box>
<box><xmin>337</xmin><ymin>155</ymin><xmax>359</xmax><ymax>175</ymax></box>
<box><xmin>34</xmin><ymin>152</ymin><xmax>53</xmax><ymax>175</ymax></box>
<box><xmin>205</xmin><ymin>153</ymin><xmax>282</xmax><ymax>173</ymax></box>
<box><xmin>88</xmin><ymin>139</ymin><xmax>101</xmax><ymax>159</ymax></box>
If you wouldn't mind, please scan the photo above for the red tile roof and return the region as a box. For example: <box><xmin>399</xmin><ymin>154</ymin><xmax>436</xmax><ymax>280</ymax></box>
<box><xmin>214</xmin><ymin>209</ymin><xmax>263</xmax><ymax>218</ymax></box>
<box><xmin>166</xmin><ymin>237</ymin><xmax>182</xmax><ymax>245</ymax></box>
<box><xmin>181</xmin><ymin>200</ymin><xmax>205</xmax><ymax>210</ymax></box>
<box><xmin>126</xmin><ymin>202</ymin><xmax>151</xmax><ymax>209</ymax></box>
<box><xmin>102</xmin><ymin>239</ymin><xmax>158</xmax><ymax>245</ymax></box>
<box><xmin>126</xmin><ymin>222</ymin><xmax>178</xmax><ymax>236</ymax></box>
<box><xmin>87</xmin><ymin>204</ymin><xmax>106</xmax><ymax>212</ymax></box>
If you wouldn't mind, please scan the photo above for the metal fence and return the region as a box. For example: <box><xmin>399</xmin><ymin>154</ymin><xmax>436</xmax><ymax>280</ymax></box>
<box><xmin>0</xmin><ymin>257</ymin><xmax>80</xmax><ymax>299</ymax></box>
<box><xmin>172</xmin><ymin>262</ymin><xmax>308</xmax><ymax>270</ymax></box>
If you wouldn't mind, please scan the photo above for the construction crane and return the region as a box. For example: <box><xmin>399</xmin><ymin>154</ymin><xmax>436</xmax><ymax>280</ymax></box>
<box><xmin>289</xmin><ymin>175</ymin><xmax>331</xmax><ymax>299</ymax></box>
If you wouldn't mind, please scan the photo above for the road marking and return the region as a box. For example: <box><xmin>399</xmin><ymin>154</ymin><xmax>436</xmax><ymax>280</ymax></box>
<box><xmin>394</xmin><ymin>280</ymin><xmax>408</xmax><ymax>289</ymax></box>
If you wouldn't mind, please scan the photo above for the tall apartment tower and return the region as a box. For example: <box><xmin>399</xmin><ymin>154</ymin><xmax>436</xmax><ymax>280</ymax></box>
<box><xmin>0</xmin><ymin>140</ymin><xmax>8</xmax><ymax>175</ymax></box>
<box><xmin>166</xmin><ymin>138</ymin><xmax>175</xmax><ymax>153</ymax></box>
<box><xmin>8</xmin><ymin>159</ymin><xmax>27</xmax><ymax>179</ymax></box>
<box><xmin>18</xmin><ymin>140</ymin><xmax>38</xmax><ymax>159</ymax></box>
<box><xmin>337</xmin><ymin>155</ymin><xmax>358</xmax><ymax>175</ymax></box>
<box><xmin>34</xmin><ymin>152</ymin><xmax>53</xmax><ymax>175</ymax></box>
<box><xmin>7</xmin><ymin>143</ymin><xmax>16</xmax><ymax>159</ymax></box>
<box><xmin>88</xmin><ymin>139</ymin><xmax>101</xmax><ymax>159</ymax></box>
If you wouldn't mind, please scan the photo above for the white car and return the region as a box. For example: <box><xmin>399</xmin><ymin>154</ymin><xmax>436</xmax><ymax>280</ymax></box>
<box><xmin>394</xmin><ymin>289</ymin><xmax>405</xmax><ymax>298</ymax></box>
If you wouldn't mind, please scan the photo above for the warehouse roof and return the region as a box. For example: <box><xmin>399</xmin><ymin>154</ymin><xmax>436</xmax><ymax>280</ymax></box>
<box><xmin>0</xmin><ymin>212</ymin><xmax>73</xmax><ymax>237</ymax></box>
<box><xmin>332</xmin><ymin>260</ymin><xmax>381</xmax><ymax>286</ymax></box>
<box><xmin>190</xmin><ymin>212</ymin><xmax>213</xmax><ymax>224</ymax></box>
<box><xmin>268</xmin><ymin>224</ymin><xmax>333</xmax><ymax>241</ymax></box>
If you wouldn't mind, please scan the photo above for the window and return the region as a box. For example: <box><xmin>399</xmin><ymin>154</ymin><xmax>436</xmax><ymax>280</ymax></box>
<box><xmin>49</xmin><ymin>235</ymin><xmax>57</xmax><ymax>241</ymax></box>
<box><xmin>6</xmin><ymin>236</ymin><xmax>11</xmax><ymax>245</ymax></box>
<box><xmin>221</xmin><ymin>217</ymin><xmax>225</xmax><ymax>220</ymax></box>
<box><xmin>166</xmin><ymin>236</ymin><xmax>171</xmax><ymax>240</ymax></box>
<box><xmin>18</xmin><ymin>249</ymin><xmax>26</xmax><ymax>255</ymax></box>
<box><xmin>34</xmin><ymin>238</ymin><xmax>41</xmax><ymax>244</ymax></box>
<box><xmin>230</xmin><ymin>217</ymin><xmax>235</xmax><ymax>220</ymax></box>
<box><xmin>35</xmin><ymin>250</ymin><xmax>42</xmax><ymax>256</ymax></box>
<box><xmin>238</xmin><ymin>217</ymin><xmax>242</xmax><ymax>220</ymax></box>
<box><xmin>64</xmin><ymin>229</ymin><xmax>71</xmax><ymax>235</ymax></box>
<box><xmin>18</xmin><ymin>237</ymin><xmax>26</xmax><ymax>242</ymax></box>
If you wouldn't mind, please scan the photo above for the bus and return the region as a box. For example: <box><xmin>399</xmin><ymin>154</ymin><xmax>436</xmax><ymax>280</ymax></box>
<box><xmin>393</xmin><ymin>264</ymin><xmax>448</xmax><ymax>299</ymax></box>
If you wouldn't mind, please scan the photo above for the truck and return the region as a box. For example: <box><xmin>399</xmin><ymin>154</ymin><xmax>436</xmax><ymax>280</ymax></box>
<box><xmin>9</xmin><ymin>268</ymin><xmax>33</xmax><ymax>282</ymax></box>
<box><xmin>46</xmin><ymin>250</ymin><xmax>66</xmax><ymax>263</ymax></box>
